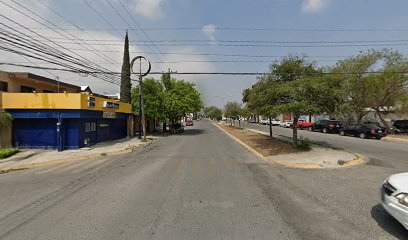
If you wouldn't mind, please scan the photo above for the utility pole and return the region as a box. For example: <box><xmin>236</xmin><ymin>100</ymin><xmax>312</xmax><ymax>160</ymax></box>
<box><xmin>131</xmin><ymin>56</ymin><xmax>151</xmax><ymax>142</ymax></box>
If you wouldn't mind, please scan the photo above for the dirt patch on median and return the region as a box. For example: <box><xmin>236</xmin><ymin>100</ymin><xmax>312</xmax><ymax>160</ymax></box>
<box><xmin>218</xmin><ymin>124</ymin><xmax>303</xmax><ymax>156</ymax></box>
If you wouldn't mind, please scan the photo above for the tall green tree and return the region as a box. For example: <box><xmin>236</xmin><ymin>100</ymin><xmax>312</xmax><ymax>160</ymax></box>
<box><xmin>330</xmin><ymin>50</ymin><xmax>382</xmax><ymax>123</ymax></box>
<box><xmin>132</xmin><ymin>78</ymin><xmax>166</xmax><ymax>129</ymax></box>
<box><xmin>120</xmin><ymin>31</ymin><xmax>132</xmax><ymax>103</ymax></box>
<box><xmin>331</xmin><ymin>49</ymin><xmax>408</xmax><ymax>132</ymax></box>
<box><xmin>224</xmin><ymin>102</ymin><xmax>242</xmax><ymax>127</ymax></box>
<box><xmin>204</xmin><ymin>106</ymin><xmax>223</xmax><ymax>121</ymax></box>
<box><xmin>163</xmin><ymin>80</ymin><xmax>203</xmax><ymax>126</ymax></box>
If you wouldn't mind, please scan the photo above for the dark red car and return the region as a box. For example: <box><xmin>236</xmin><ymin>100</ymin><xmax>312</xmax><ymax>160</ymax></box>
<box><xmin>186</xmin><ymin>120</ymin><xmax>193</xmax><ymax>126</ymax></box>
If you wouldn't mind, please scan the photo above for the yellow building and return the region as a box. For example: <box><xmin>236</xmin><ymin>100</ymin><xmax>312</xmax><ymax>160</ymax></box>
<box><xmin>0</xmin><ymin>70</ymin><xmax>134</xmax><ymax>151</ymax></box>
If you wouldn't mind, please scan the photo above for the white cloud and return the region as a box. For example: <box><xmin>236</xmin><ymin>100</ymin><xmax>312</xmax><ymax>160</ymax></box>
<box><xmin>201</xmin><ymin>24</ymin><xmax>217</xmax><ymax>44</ymax></box>
<box><xmin>302</xmin><ymin>0</ymin><xmax>328</xmax><ymax>13</ymax></box>
<box><xmin>133</xmin><ymin>0</ymin><xmax>164</xmax><ymax>19</ymax></box>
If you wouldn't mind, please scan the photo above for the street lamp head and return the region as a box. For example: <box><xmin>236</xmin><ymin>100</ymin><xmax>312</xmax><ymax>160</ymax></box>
<box><xmin>130</xmin><ymin>56</ymin><xmax>151</xmax><ymax>77</ymax></box>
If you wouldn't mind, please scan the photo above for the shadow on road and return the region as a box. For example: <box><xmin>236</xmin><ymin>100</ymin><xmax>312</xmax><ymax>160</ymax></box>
<box><xmin>371</xmin><ymin>204</ymin><xmax>407</xmax><ymax>239</ymax></box>
<box><xmin>182</xmin><ymin>129</ymin><xmax>206</xmax><ymax>136</ymax></box>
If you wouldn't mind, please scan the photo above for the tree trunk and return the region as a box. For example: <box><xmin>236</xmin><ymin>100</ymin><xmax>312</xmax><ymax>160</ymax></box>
<box><xmin>376</xmin><ymin>109</ymin><xmax>391</xmax><ymax>133</ymax></box>
<box><xmin>309</xmin><ymin>114</ymin><xmax>312</xmax><ymax>122</ymax></box>
<box><xmin>268</xmin><ymin>117</ymin><xmax>273</xmax><ymax>139</ymax></box>
<box><xmin>163</xmin><ymin>122</ymin><xmax>167</xmax><ymax>133</ymax></box>
<box><xmin>292</xmin><ymin>116</ymin><xmax>299</xmax><ymax>146</ymax></box>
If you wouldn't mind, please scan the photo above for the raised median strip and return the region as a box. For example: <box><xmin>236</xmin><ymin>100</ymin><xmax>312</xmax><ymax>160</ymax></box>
<box><xmin>213</xmin><ymin>122</ymin><xmax>365</xmax><ymax>169</ymax></box>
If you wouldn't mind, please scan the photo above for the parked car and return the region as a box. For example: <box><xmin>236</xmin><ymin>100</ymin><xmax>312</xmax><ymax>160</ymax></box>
<box><xmin>381</xmin><ymin>172</ymin><xmax>408</xmax><ymax>230</ymax></box>
<box><xmin>339</xmin><ymin>124</ymin><xmax>386</xmax><ymax>139</ymax></box>
<box><xmin>363</xmin><ymin>121</ymin><xmax>386</xmax><ymax>133</ymax></box>
<box><xmin>271</xmin><ymin>119</ymin><xmax>281</xmax><ymax>126</ymax></box>
<box><xmin>186</xmin><ymin>119</ymin><xmax>193</xmax><ymax>126</ymax></box>
<box><xmin>308</xmin><ymin>120</ymin><xmax>344</xmax><ymax>133</ymax></box>
<box><xmin>172</xmin><ymin>123</ymin><xmax>185</xmax><ymax>133</ymax></box>
<box><xmin>296</xmin><ymin>120</ymin><xmax>314</xmax><ymax>129</ymax></box>
<box><xmin>393</xmin><ymin>120</ymin><xmax>408</xmax><ymax>134</ymax></box>
<box><xmin>279</xmin><ymin>120</ymin><xmax>293</xmax><ymax>128</ymax></box>
<box><xmin>260</xmin><ymin>119</ymin><xmax>270</xmax><ymax>125</ymax></box>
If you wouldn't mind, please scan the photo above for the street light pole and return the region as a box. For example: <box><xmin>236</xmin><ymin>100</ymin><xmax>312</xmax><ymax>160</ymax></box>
<box><xmin>130</xmin><ymin>56</ymin><xmax>151</xmax><ymax>142</ymax></box>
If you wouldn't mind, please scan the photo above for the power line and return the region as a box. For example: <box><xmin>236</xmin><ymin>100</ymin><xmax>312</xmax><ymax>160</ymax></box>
<box><xmin>0</xmin><ymin>1</ymin><xmax>121</xmax><ymax>85</ymax></box>
<box><xmin>2</xmin><ymin>63</ymin><xmax>408</xmax><ymax>76</ymax></box>
<box><xmin>116</xmin><ymin>0</ymin><xmax>171</xmax><ymax>70</ymax></box>
<box><xmin>103</xmin><ymin>0</ymin><xmax>170</xmax><ymax>70</ymax></box>
<box><xmin>35</xmin><ymin>0</ymin><xmax>123</xmax><ymax>69</ymax></box>
<box><xmin>9</xmin><ymin>26</ymin><xmax>408</xmax><ymax>32</ymax></box>
<box><xmin>23</xmin><ymin>36</ymin><xmax>408</xmax><ymax>44</ymax></box>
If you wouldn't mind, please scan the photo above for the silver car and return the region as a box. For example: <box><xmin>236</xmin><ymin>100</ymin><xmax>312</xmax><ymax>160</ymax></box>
<box><xmin>381</xmin><ymin>172</ymin><xmax>408</xmax><ymax>230</ymax></box>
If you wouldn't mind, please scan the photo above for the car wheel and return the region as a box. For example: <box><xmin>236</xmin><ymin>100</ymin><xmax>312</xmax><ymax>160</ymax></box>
<box><xmin>340</xmin><ymin>130</ymin><xmax>345</xmax><ymax>136</ymax></box>
<box><xmin>322</xmin><ymin>128</ymin><xmax>328</xmax><ymax>133</ymax></box>
<box><xmin>360</xmin><ymin>133</ymin><xmax>366</xmax><ymax>139</ymax></box>
<box><xmin>307</xmin><ymin>127</ymin><xmax>313</xmax><ymax>131</ymax></box>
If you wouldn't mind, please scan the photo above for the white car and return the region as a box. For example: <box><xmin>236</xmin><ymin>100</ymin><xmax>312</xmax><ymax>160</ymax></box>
<box><xmin>381</xmin><ymin>172</ymin><xmax>408</xmax><ymax>230</ymax></box>
<box><xmin>260</xmin><ymin>119</ymin><xmax>270</xmax><ymax>125</ymax></box>
<box><xmin>279</xmin><ymin>121</ymin><xmax>293</xmax><ymax>128</ymax></box>
<box><xmin>271</xmin><ymin>119</ymin><xmax>281</xmax><ymax>126</ymax></box>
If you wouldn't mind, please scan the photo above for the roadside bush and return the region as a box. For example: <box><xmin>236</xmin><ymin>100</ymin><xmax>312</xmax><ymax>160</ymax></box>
<box><xmin>0</xmin><ymin>148</ymin><xmax>19</xmax><ymax>159</ymax></box>
<box><xmin>297</xmin><ymin>137</ymin><xmax>312</xmax><ymax>151</ymax></box>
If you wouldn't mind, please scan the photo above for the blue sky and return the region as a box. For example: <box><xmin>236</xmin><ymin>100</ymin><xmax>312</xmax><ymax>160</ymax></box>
<box><xmin>1</xmin><ymin>0</ymin><xmax>408</xmax><ymax>107</ymax></box>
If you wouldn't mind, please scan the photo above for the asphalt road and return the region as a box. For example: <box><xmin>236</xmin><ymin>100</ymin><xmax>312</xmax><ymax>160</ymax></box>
<box><xmin>0</xmin><ymin>120</ymin><xmax>407</xmax><ymax>239</ymax></box>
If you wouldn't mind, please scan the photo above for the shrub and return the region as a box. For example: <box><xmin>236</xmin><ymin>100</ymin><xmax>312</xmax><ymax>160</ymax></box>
<box><xmin>0</xmin><ymin>148</ymin><xmax>19</xmax><ymax>159</ymax></box>
<box><xmin>297</xmin><ymin>137</ymin><xmax>312</xmax><ymax>150</ymax></box>
<box><xmin>338</xmin><ymin>160</ymin><xmax>346</xmax><ymax>165</ymax></box>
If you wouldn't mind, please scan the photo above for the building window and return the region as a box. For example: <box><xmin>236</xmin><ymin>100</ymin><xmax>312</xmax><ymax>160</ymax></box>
<box><xmin>0</xmin><ymin>81</ymin><xmax>7</xmax><ymax>92</ymax></box>
<box><xmin>91</xmin><ymin>122</ymin><xmax>96</xmax><ymax>132</ymax></box>
<box><xmin>21</xmin><ymin>85</ymin><xmax>35</xmax><ymax>93</ymax></box>
<box><xmin>85</xmin><ymin>122</ymin><xmax>91</xmax><ymax>133</ymax></box>
<box><xmin>43</xmin><ymin>90</ymin><xmax>54</xmax><ymax>93</ymax></box>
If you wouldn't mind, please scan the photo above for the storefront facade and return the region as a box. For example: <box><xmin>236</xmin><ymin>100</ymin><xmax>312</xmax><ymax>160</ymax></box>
<box><xmin>1</xmin><ymin>93</ymin><xmax>132</xmax><ymax>150</ymax></box>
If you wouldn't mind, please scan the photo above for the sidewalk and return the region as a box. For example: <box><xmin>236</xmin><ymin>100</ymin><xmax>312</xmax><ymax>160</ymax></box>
<box><xmin>0</xmin><ymin>137</ymin><xmax>154</xmax><ymax>171</ymax></box>
<box><xmin>218</xmin><ymin>125</ymin><xmax>364</xmax><ymax>169</ymax></box>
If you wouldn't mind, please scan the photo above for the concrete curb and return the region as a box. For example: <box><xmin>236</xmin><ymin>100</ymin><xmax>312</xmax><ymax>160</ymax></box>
<box><xmin>213</xmin><ymin>122</ymin><xmax>365</xmax><ymax>169</ymax></box>
<box><xmin>0</xmin><ymin>141</ymin><xmax>153</xmax><ymax>172</ymax></box>
<box><xmin>381</xmin><ymin>136</ymin><xmax>408</xmax><ymax>144</ymax></box>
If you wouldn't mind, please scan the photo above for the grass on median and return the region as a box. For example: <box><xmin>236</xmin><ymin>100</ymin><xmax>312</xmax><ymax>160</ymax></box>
<box><xmin>0</xmin><ymin>148</ymin><xmax>19</xmax><ymax>160</ymax></box>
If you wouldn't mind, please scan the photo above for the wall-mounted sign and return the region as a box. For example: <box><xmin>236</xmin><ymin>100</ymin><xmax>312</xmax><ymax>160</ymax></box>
<box><xmin>103</xmin><ymin>101</ymin><xmax>119</xmax><ymax>109</ymax></box>
<box><xmin>103</xmin><ymin>111</ymin><xmax>116</xmax><ymax>119</ymax></box>
<box><xmin>88</xmin><ymin>97</ymin><xmax>96</xmax><ymax>101</ymax></box>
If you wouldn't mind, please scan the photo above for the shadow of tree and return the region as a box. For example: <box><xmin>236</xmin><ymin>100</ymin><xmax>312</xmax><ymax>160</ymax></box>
<box><xmin>182</xmin><ymin>129</ymin><xmax>206</xmax><ymax>136</ymax></box>
<box><xmin>371</xmin><ymin>204</ymin><xmax>407</xmax><ymax>239</ymax></box>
